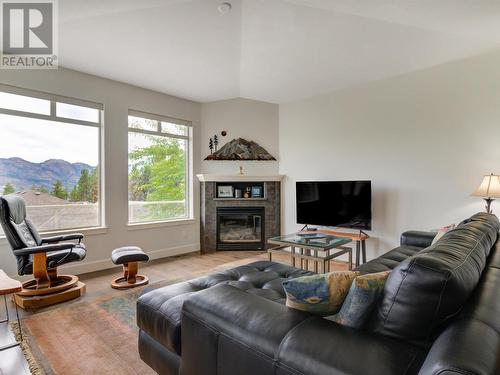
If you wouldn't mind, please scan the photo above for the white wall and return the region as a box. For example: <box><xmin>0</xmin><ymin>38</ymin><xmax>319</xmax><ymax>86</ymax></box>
<box><xmin>0</xmin><ymin>68</ymin><xmax>201</xmax><ymax>277</ymax></box>
<box><xmin>200</xmin><ymin>98</ymin><xmax>279</xmax><ymax>175</ymax></box>
<box><xmin>279</xmin><ymin>50</ymin><xmax>500</xmax><ymax>259</ymax></box>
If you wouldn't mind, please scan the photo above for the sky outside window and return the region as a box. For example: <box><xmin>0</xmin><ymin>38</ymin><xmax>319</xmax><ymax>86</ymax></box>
<box><xmin>0</xmin><ymin>114</ymin><xmax>98</xmax><ymax>165</ymax></box>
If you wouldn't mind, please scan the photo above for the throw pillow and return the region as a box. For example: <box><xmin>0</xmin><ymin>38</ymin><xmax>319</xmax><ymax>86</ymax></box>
<box><xmin>327</xmin><ymin>271</ymin><xmax>390</xmax><ymax>329</ymax></box>
<box><xmin>282</xmin><ymin>271</ymin><xmax>357</xmax><ymax>315</ymax></box>
<box><xmin>431</xmin><ymin>224</ymin><xmax>456</xmax><ymax>245</ymax></box>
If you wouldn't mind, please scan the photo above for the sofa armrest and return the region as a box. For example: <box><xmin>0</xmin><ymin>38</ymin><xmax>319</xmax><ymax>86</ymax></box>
<box><xmin>277</xmin><ymin>318</ymin><xmax>425</xmax><ymax>375</ymax></box>
<box><xmin>180</xmin><ymin>284</ymin><xmax>311</xmax><ymax>375</ymax></box>
<box><xmin>418</xmin><ymin>320</ymin><xmax>499</xmax><ymax>375</ymax></box>
<box><xmin>400</xmin><ymin>230</ymin><xmax>436</xmax><ymax>248</ymax></box>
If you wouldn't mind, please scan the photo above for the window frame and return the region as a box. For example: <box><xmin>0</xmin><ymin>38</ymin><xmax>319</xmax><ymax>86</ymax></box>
<box><xmin>127</xmin><ymin>109</ymin><xmax>193</xmax><ymax>225</ymax></box>
<box><xmin>0</xmin><ymin>84</ymin><xmax>105</xmax><ymax>233</ymax></box>
<box><xmin>0</xmin><ymin>84</ymin><xmax>103</xmax><ymax>127</ymax></box>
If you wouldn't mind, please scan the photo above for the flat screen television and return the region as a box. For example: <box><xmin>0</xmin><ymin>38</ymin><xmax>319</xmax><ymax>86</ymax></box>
<box><xmin>296</xmin><ymin>181</ymin><xmax>372</xmax><ymax>230</ymax></box>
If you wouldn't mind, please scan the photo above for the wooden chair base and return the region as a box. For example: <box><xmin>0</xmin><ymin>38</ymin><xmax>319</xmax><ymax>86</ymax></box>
<box><xmin>111</xmin><ymin>261</ymin><xmax>149</xmax><ymax>290</ymax></box>
<box><xmin>14</xmin><ymin>281</ymin><xmax>86</xmax><ymax>309</ymax></box>
<box><xmin>17</xmin><ymin>275</ymin><xmax>79</xmax><ymax>297</ymax></box>
<box><xmin>111</xmin><ymin>275</ymin><xmax>148</xmax><ymax>290</ymax></box>
<box><xmin>14</xmin><ymin>252</ymin><xmax>86</xmax><ymax>309</ymax></box>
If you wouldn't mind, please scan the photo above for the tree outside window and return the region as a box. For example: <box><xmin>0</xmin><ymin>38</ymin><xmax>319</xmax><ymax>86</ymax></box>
<box><xmin>128</xmin><ymin>113</ymin><xmax>191</xmax><ymax>223</ymax></box>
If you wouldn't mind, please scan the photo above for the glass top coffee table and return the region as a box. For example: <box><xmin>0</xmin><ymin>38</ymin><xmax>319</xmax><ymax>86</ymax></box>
<box><xmin>267</xmin><ymin>233</ymin><xmax>352</xmax><ymax>273</ymax></box>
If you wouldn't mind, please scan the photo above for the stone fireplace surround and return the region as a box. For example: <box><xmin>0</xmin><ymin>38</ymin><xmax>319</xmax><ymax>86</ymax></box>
<box><xmin>197</xmin><ymin>174</ymin><xmax>282</xmax><ymax>253</ymax></box>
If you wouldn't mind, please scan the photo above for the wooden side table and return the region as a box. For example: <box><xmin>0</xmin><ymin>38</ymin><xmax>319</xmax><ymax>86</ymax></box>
<box><xmin>0</xmin><ymin>270</ymin><xmax>23</xmax><ymax>351</ymax></box>
<box><xmin>317</xmin><ymin>230</ymin><xmax>369</xmax><ymax>267</ymax></box>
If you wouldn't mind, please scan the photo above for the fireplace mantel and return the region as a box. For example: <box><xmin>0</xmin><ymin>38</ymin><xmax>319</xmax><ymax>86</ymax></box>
<box><xmin>197</xmin><ymin>174</ymin><xmax>284</xmax><ymax>182</ymax></box>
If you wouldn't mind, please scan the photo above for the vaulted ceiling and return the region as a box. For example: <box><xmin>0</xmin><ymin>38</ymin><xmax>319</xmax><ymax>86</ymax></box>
<box><xmin>60</xmin><ymin>0</ymin><xmax>500</xmax><ymax>103</ymax></box>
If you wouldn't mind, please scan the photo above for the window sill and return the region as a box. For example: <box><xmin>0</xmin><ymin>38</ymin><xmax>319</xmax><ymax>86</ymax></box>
<box><xmin>41</xmin><ymin>226</ymin><xmax>108</xmax><ymax>236</ymax></box>
<box><xmin>127</xmin><ymin>218</ymin><xmax>196</xmax><ymax>231</ymax></box>
<box><xmin>0</xmin><ymin>226</ymin><xmax>108</xmax><ymax>244</ymax></box>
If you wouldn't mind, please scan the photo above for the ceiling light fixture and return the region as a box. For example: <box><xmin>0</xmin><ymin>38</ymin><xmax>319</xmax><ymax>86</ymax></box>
<box><xmin>218</xmin><ymin>2</ymin><xmax>232</xmax><ymax>14</ymax></box>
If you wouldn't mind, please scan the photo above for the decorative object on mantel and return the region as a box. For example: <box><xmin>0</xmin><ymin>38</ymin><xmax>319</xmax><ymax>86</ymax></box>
<box><xmin>239</xmin><ymin>166</ymin><xmax>244</xmax><ymax>175</ymax></box>
<box><xmin>205</xmin><ymin>138</ymin><xmax>276</xmax><ymax>160</ymax></box>
<box><xmin>213</xmin><ymin>134</ymin><xmax>219</xmax><ymax>151</ymax></box>
<box><xmin>252</xmin><ymin>185</ymin><xmax>263</xmax><ymax>198</ymax></box>
<box><xmin>217</xmin><ymin>185</ymin><xmax>234</xmax><ymax>198</ymax></box>
<box><xmin>472</xmin><ymin>173</ymin><xmax>500</xmax><ymax>213</ymax></box>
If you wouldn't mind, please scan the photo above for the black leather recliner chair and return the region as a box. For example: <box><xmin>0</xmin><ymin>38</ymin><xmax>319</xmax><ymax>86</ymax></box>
<box><xmin>0</xmin><ymin>195</ymin><xmax>87</xmax><ymax>309</ymax></box>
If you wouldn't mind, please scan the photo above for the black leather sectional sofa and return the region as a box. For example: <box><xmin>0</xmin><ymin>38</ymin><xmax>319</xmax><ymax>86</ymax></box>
<box><xmin>137</xmin><ymin>213</ymin><xmax>500</xmax><ymax>375</ymax></box>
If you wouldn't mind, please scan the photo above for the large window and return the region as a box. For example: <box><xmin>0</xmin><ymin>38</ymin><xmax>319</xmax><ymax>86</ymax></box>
<box><xmin>0</xmin><ymin>85</ymin><xmax>103</xmax><ymax>235</ymax></box>
<box><xmin>128</xmin><ymin>111</ymin><xmax>191</xmax><ymax>224</ymax></box>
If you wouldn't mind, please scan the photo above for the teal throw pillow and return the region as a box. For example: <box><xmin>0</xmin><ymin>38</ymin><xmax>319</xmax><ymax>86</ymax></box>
<box><xmin>282</xmin><ymin>271</ymin><xmax>357</xmax><ymax>315</ymax></box>
<box><xmin>327</xmin><ymin>271</ymin><xmax>390</xmax><ymax>328</ymax></box>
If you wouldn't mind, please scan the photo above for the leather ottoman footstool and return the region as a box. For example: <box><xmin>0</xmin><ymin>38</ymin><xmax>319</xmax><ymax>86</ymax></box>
<box><xmin>111</xmin><ymin>246</ymin><xmax>149</xmax><ymax>289</ymax></box>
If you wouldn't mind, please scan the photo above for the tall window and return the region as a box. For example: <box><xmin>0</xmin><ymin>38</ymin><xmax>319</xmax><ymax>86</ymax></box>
<box><xmin>0</xmin><ymin>85</ymin><xmax>103</xmax><ymax>235</ymax></box>
<box><xmin>128</xmin><ymin>110</ymin><xmax>191</xmax><ymax>224</ymax></box>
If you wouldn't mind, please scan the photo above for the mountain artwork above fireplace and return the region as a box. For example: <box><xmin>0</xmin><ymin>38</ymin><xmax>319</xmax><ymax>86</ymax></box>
<box><xmin>205</xmin><ymin>138</ymin><xmax>276</xmax><ymax>161</ymax></box>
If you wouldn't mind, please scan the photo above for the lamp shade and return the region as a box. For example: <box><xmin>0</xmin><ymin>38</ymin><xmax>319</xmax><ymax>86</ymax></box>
<box><xmin>472</xmin><ymin>174</ymin><xmax>500</xmax><ymax>198</ymax></box>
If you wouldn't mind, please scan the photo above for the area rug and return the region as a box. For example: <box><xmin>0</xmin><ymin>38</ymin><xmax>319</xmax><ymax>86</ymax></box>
<box><xmin>9</xmin><ymin>321</ymin><xmax>45</xmax><ymax>375</ymax></box>
<box><xmin>21</xmin><ymin>279</ymin><xmax>180</xmax><ymax>375</ymax></box>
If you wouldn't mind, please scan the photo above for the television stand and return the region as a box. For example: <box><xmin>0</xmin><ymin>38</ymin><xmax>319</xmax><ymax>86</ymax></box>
<box><xmin>315</xmin><ymin>229</ymin><xmax>369</xmax><ymax>267</ymax></box>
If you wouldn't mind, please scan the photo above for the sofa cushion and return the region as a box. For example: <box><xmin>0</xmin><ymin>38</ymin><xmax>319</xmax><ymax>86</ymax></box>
<box><xmin>371</xmin><ymin>212</ymin><xmax>500</xmax><ymax>347</ymax></box>
<box><xmin>277</xmin><ymin>317</ymin><xmax>425</xmax><ymax>375</ymax></box>
<box><xmin>355</xmin><ymin>245</ymin><xmax>422</xmax><ymax>274</ymax></box>
<box><xmin>136</xmin><ymin>261</ymin><xmax>313</xmax><ymax>355</ymax></box>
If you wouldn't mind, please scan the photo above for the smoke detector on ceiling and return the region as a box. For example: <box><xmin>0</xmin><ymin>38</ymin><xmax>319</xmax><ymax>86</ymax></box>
<box><xmin>218</xmin><ymin>2</ymin><xmax>232</xmax><ymax>14</ymax></box>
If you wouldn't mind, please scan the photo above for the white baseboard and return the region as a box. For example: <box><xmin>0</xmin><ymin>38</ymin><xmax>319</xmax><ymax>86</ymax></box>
<box><xmin>59</xmin><ymin>243</ymin><xmax>201</xmax><ymax>275</ymax></box>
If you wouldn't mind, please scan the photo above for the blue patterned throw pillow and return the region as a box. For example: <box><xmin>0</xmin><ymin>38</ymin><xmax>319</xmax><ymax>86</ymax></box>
<box><xmin>328</xmin><ymin>271</ymin><xmax>390</xmax><ymax>328</ymax></box>
<box><xmin>282</xmin><ymin>271</ymin><xmax>358</xmax><ymax>315</ymax></box>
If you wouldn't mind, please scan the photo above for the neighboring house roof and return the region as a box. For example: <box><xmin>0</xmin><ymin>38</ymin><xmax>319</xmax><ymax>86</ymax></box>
<box><xmin>13</xmin><ymin>190</ymin><xmax>70</xmax><ymax>206</ymax></box>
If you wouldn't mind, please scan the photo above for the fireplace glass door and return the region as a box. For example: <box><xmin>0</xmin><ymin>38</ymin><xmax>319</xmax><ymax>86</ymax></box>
<box><xmin>217</xmin><ymin>207</ymin><xmax>265</xmax><ymax>250</ymax></box>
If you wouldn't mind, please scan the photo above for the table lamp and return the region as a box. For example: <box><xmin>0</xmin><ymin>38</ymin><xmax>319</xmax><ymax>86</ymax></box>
<box><xmin>472</xmin><ymin>174</ymin><xmax>500</xmax><ymax>213</ymax></box>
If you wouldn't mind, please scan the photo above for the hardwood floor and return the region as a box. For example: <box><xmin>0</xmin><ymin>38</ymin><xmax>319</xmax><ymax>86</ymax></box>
<box><xmin>0</xmin><ymin>323</ymin><xmax>30</xmax><ymax>375</ymax></box>
<box><xmin>0</xmin><ymin>250</ymin><xmax>349</xmax><ymax>375</ymax></box>
<box><xmin>78</xmin><ymin>250</ymin><xmax>272</xmax><ymax>303</ymax></box>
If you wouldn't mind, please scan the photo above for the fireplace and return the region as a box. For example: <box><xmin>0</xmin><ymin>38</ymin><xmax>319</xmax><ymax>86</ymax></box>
<box><xmin>198</xmin><ymin>176</ymin><xmax>281</xmax><ymax>253</ymax></box>
<box><xmin>216</xmin><ymin>207</ymin><xmax>265</xmax><ymax>250</ymax></box>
